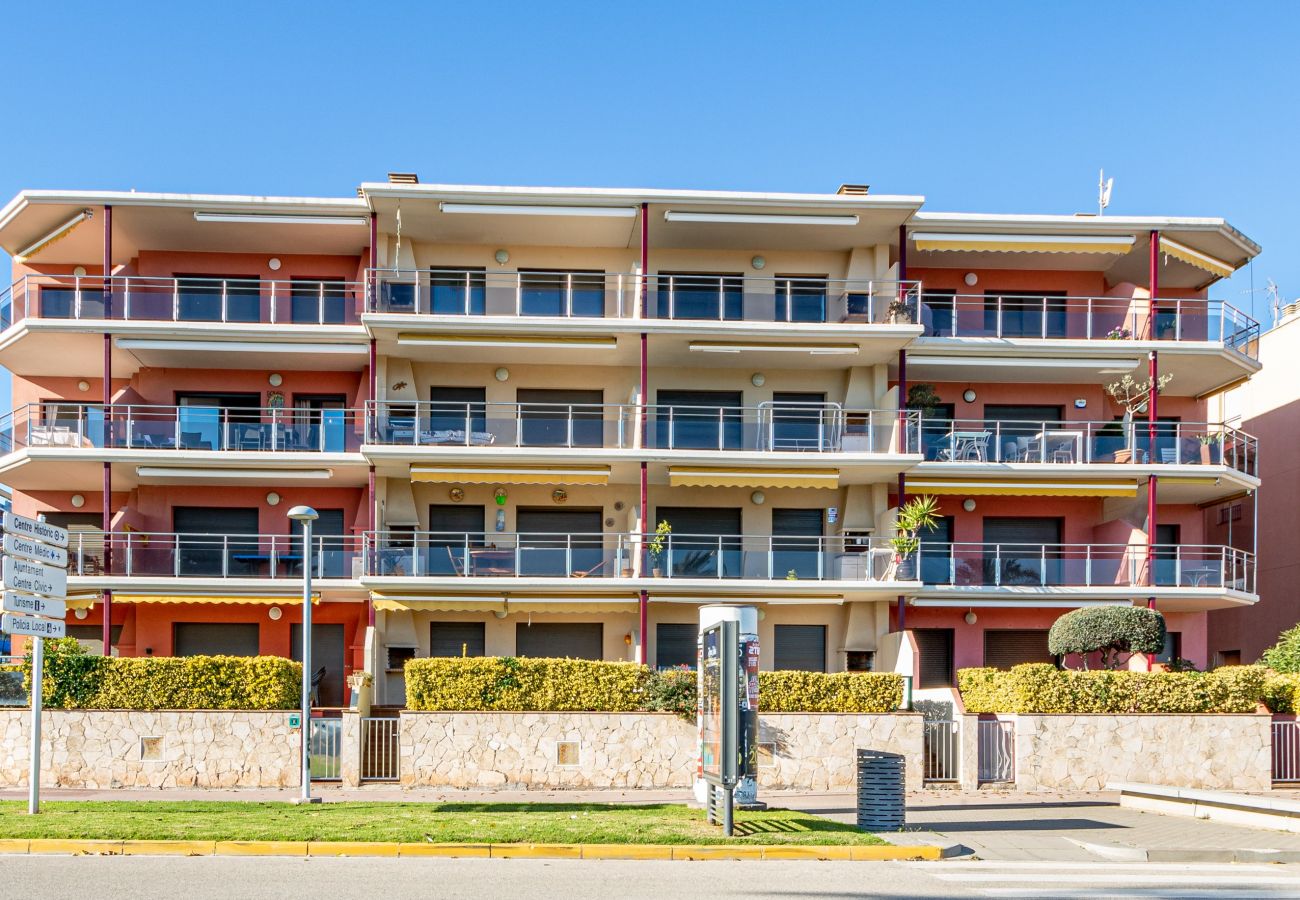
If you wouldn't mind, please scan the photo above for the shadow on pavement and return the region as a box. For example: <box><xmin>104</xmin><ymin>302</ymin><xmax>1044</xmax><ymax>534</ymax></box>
<box><xmin>910</xmin><ymin>801</ymin><xmax>1114</xmax><ymax>813</ymax></box>
<box><xmin>916</xmin><ymin>817</ymin><xmax>1125</xmax><ymax>833</ymax></box>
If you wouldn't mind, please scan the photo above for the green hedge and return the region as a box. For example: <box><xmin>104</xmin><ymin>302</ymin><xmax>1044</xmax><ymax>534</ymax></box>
<box><xmin>405</xmin><ymin>657</ymin><xmax>903</xmax><ymax>714</ymax></box>
<box><xmin>23</xmin><ymin>638</ymin><xmax>300</xmax><ymax>710</ymax></box>
<box><xmin>1265</xmin><ymin>673</ymin><xmax>1300</xmax><ymax>714</ymax></box>
<box><xmin>958</xmin><ymin>664</ymin><xmax>1267</xmax><ymax>714</ymax></box>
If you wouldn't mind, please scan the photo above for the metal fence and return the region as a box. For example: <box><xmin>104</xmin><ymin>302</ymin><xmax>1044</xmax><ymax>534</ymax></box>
<box><xmin>309</xmin><ymin>716</ymin><xmax>342</xmax><ymax>781</ymax></box>
<box><xmin>362</xmin><ymin>717</ymin><xmax>400</xmax><ymax>781</ymax></box>
<box><xmin>922</xmin><ymin>720</ymin><xmax>959</xmax><ymax>783</ymax></box>
<box><xmin>978</xmin><ymin>719</ymin><xmax>1015</xmax><ymax>783</ymax></box>
<box><xmin>1273</xmin><ymin>719</ymin><xmax>1300</xmax><ymax>784</ymax></box>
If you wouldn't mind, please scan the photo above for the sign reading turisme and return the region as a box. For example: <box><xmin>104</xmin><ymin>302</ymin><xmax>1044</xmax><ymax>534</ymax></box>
<box><xmin>1</xmin><ymin>592</ymin><xmax>66</xmax><ymax>619</ymax></box>
<box><xmin>1</xmin><ymin>513</ymin><xmax>69</xmax><ymax>549</ymax></box>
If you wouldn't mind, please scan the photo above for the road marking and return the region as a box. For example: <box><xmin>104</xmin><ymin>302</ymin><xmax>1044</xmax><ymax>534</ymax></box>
<box><xmin>913</xmin><ymin>861</ymin><xmax>1300</xmax><ymax>900</ymax></box>
<box><xmin>934</xmin><ymin>874</ymin><xmax>1300</xmax><ymax>884</ymax></box>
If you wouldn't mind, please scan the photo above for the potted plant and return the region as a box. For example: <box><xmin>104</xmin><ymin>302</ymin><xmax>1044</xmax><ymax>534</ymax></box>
<box><xmin>1105</xmin><ymin>326</ymin><xmax>1132</xmax><ymax>340</ymax></box>
<box><xmin>1104</xmin><ymin>373</ymin><xmax>1173</xmax><ymax>463</ymax></box>
<box><xmin>1198</xmin><ymin>432</ymin><xmax>1223</xmax><ymax>465</ymax></box>
<box><xmin>785</xmin><ymin>569</ymin><xmax>799</xmax><ymax>581</ymax></box>
<box><xmin>890</xmin><ymin>495</ymin><xmax>941</xmax><ymax>581</ymax></box>
<box><xmin>647</xmin><ymin>520</ymin><xmax>672</xmax><ymax>577</ymax></box>
<box><xmin>887</xmin><ymin>296</ymin><xmax>914</xmax><ymax>325</ymax></box>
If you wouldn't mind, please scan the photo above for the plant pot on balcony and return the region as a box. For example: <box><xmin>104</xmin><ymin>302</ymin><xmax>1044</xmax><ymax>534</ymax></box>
<box><xmin>652</xmin><ymin>566</ymin><xmax>662</xmax><ymax>578</ymax></box>
<box><xmin>894</xmin><ymin>555</ymin><xmax>916</xmax><ymax>581</ymax></box>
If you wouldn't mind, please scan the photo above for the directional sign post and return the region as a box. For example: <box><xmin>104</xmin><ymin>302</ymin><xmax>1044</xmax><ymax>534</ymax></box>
<box><xmin>0</xmin><ymin>513</ymin><xmax>70</xmax><ymax>815</ymax></box>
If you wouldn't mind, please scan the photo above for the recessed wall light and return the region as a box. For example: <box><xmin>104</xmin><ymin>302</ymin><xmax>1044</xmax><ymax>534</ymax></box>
<box><xmin>751</xmin><ymin>373</ymin><xmax>766</xmax><ymax>387</ymax></box>
<box><xmin>494</xmin><ymin>249</ymin><xmax>510</xmax><ymax>265</ymax></box>
<box><xmin>268</xmin><ymin>607</ymin><xmax>283</xmax><ymax>621</ymax></box>
<box><xmin>495</xmin><ymin>367</ymin><xmax>510</xmax><ymax>382</ymax></box>
<box><xmin>964</xmin><ymin>610</ymin><xmax>978</xmax><ymax>625</ymax></box>
<box><xmin>266</xmin><ymin>492</ymin><xmax>281</xmax><ymax>506</ymax></box>
<box><xmin>964</xmin><ymin>272</ymin><xmax>978</xmax><ymax>286</ymax></box>
<box><xmin>268</xmin><ymin>258</ymin><xmax>282</xmax><ymax>271</ymax></box>
<box><xmin>77</xmin><ymin>381</ymin><xmax>90</xmax><ymax>392</ymax></box>
<box><xmin>751</xmin><ymin>255</ymin><xmax>766</xmax><ymax>270</ymax></box>
<box><xmin>269</xmin><ymin>373</ymin><xmax>283</xmax><ymax>387</ymax></box>
<box><xmin>962</xmin><ymin>498</ymin><xmax>977</xmax><ymax>512</ymax></box>
<box><xmin>750</xmin><ymin>491</ymin><xmax>766</xmax><ymax>505</ymax></box>
<box><xmin>963</xmin><ymin>389</ymin><xmax>977</xmax><ymax>403</ymax></box>
<box><xmin>72</xmin><ymin>266</ymin><xmax>87</xmax><ymax>277</ymax></box>
<box><xmin>71</xmin><ymin>494</ymin><xmax>85</xmax><ymax>508</ymax></box>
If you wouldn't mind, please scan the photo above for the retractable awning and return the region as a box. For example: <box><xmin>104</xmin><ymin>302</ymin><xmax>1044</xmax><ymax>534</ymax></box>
<box><xmin>372</xmin><ymin>595</ymin><xmax>506</xmax><ymax>613</ymax></box>
<box><xmin>667</xmin><ymin>466</ymin><xmax>839</xmax><ymax>489</ymax></box>
<box><xmin>410</xmin><ymin>464</ymin><xmax>611</xmax><ymax>486</ymax></box>
<box><xmin>912</xmin><ymin>232</ymin><xmax>1136</xmax><ymax>255</ymax></box>
<box><xmin>1158</xmin><ymin>236</ymin><xmax>1235</xmax><ymax>279</ymax></box>
<box><xmin>69</xmin><ymin>593</ymin><xmax>320</xmax><ymax>606</ymax></box>
<box><xmin>907</xmin><ymin>479</ymin><xmax>1137</xmax><ymax>498</ymax></box>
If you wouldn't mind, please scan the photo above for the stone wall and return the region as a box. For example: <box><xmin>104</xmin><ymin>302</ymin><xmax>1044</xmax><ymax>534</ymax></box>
<box><xmin>398</xmin><ymin>712</ymin><xmax>924</xmax><ymax>790</ymax></box>
<box><xmin>0</xmin><ymin>710</ymin><xmax>299</xmax><ymax>789</ymax></box>
<box><xmin>1009</xmin><ymin>714</ymin><xmax>1273</xmax><ymax>792</ymax></box>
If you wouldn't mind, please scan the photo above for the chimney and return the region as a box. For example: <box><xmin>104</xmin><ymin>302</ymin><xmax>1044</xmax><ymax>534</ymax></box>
<box><xmin>387</xmin><ymin>172</ymin><xmax>419</xmax><ymax>185</ymax></box>
<box><xmin>836</xmin><ymin>183</ymin><xmax>870</xmax><ymax>196</ymax></box>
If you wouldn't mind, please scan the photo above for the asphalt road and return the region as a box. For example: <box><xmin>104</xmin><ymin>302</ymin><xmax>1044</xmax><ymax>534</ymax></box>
<box><xmin>4</xmin><ymin>857</ymin><xmax>1300</xmax><ymax>900</ymax></box>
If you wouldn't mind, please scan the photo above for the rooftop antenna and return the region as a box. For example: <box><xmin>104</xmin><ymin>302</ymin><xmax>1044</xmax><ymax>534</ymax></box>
<box><xmin>1266</xmin><ymin>279</ymin><xmax>1282</xmax><ymax>326</ymax></box>
<box><xmin>1098</xmin><ymin>169</ymin><xmax>1114</xmax><ymax>216</ymax></box>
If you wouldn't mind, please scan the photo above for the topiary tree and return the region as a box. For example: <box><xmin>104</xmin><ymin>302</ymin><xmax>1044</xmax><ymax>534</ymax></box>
<box><xmin>1262</xmin><ymin>624</ymin><xmax>1300</xmax><ymax>673</ymax></box>
<box><xmin>1048</xmin><ymin>606</ymin><xmax>1166</xmax><ymax>670</ymax></box>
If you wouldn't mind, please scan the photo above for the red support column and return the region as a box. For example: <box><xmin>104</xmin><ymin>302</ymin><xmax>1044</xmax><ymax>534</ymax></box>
<box><xmin>101</xmin><ymin>205</ymin><xmax>113</xmax><ymax>655</ymax></box>
<box><xmin>638</xmin><ymin>202</ymin><xmax>649</xmax><ymax>664</ymax></box>
<box><xmin>367</xmin><ymin>212</ymin><xmax>379</xmax><ymax>628</ymax></box>
<box><xmin>1147</xmin><ymin>231</ymin><xmax>1160</xmax><ymax>611</ymax></box>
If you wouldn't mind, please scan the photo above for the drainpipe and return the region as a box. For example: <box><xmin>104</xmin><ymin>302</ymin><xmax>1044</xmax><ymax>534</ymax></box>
<box><xmin>1147</xmin><ymin>231</ymin><xmax>1160</xmax><ymax>611</ymax></box>
<box><xmin>638</xmin><ymin>202</ymin><xmax>649</xmax><ymax>664</ymax></box>
<box><xmin>101</xmin><ymin>205</ymin><xmax>113</xmax><ymax>655</ymax></box>
<box><xmin>367</xmin><ymin>213</ymin><xmax>378</xmax><ymax>628</ymax></box>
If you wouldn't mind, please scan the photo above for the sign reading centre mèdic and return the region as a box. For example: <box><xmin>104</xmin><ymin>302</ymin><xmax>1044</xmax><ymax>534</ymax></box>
<box><xmin>2</xmin><ymin>533</ymin><xmax>68</xmax><ymax>568</ymax></box>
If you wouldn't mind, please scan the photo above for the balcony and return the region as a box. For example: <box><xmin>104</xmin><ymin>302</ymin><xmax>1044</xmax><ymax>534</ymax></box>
<box><xmin>915</xmin><ymin>418</ymin><xmax>1257</xmax><ymax>477</ymax></box>
<box><xmin>914</xmin><ymin>542</ymin><xmax>1255</xmax><ymax>610</ymax></box>
<box><xmin>1</xmin><ymin>275</ymin><xmax>366</xmax><ymax>328</ymax></box>
<box><xmin>68</xmin><ymin>533</ymin><xmax>364</xmax><ymax>580</ymax></box>
<box><xmin>365</xmin><ymin>269</ymin><xmax>921</xmax><ymax>326</ymax></box>
<box><xmin>365</xmin><ymin>401</ymin><xmax>913</xmax><ymax>456</ymax></box>
<box><xmin>917</xmin><ymin>292</ymin><xmax>1259</xmax><ymax>357</ymax></box>
<box><xmin>1</xmin><ymin>403</ymin><xmax>365</xmax><ymax>454</ymax></box>
<box><xmin>364</xmin><ymin>531</ymin><xmax>899</xmax><ymax>583</ymax></box>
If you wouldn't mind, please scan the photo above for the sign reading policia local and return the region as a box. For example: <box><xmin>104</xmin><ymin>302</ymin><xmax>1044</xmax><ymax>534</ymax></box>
<box><xmin>0</xmin><ymin>512</ymin><xmax>71</xmax><ymax>814</ymax></box>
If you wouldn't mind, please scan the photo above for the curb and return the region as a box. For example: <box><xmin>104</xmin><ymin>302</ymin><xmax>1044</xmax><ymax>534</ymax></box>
<box><xmin>2</xmin><ymin>839</ymin><xmax>946</xmax><ymax>861</ymax></box>
<box><xmin>1066</xmin><ymin>838</ymin><xmax>1300</xmax><ymax>864</ymax></box>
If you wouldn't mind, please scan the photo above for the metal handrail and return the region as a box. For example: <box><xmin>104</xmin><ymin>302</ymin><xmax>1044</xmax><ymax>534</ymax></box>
<box><xmin>916</xmin><ymin>416</ymin><xmax>1257</xmax><ymax>475</ymax></box>
<box><xmin>4</xmin><ymin>274</ymin><xmax>365</xmax><ymax>326</ymax></box>
<box><xmin>5</xmin><ymin>402</ymin><xmax>364</xmax><ymax>453</ymax></box>
<box><xmin>67</xmin><ymin>531</ymin><xmax>364</xmax><ymax>579</ymax></box>
<box><xmin>916</xmin><ymin>290</ymin><xmax>1260</xmax><ymax>356</ymax></box>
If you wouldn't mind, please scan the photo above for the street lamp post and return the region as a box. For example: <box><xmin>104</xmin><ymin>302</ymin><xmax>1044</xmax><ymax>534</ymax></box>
<box><xmin>287</xmin><ymin>504</ymin><xmax>320</xmax><ymax>805</ymax></box>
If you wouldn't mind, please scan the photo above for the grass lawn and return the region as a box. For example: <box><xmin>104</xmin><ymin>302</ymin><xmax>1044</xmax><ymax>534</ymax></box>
<box><xmin>0</xmin><ymin>801</ymin><xmax>883</xmax><ymax>846</ymax></box>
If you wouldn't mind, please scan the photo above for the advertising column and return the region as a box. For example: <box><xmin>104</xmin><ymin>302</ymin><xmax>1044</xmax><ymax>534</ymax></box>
<box><xmin>696</xmin><ymin>604</ymin><xmax>759</xmax><ymax>806</ymax></box>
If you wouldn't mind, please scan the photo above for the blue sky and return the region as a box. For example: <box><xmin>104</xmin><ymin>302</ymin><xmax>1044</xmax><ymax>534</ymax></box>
<box><xmin>2</xmin><ymin>0</ymin><xmax>1297</xmax><ymax>322</ymax></box>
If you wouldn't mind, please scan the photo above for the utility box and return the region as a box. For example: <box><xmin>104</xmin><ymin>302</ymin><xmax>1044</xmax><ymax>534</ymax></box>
<box><xmin>856</xmin><ymin>748</ymin><xmax>905</xmax><ymax>831</ymax></box>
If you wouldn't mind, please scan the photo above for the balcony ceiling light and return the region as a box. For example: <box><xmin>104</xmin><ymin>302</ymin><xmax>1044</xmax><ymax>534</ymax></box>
<box><xmin>439</xmin><ymin>202</ymin><xmax>638</xmax><ymax>218</ymax></box>
<box><xmin>192</xmin><ymin>211</ymin><xmax>369</xmax><ymax>226</ymax></box>
<box><xmin>664</xmin><ymin>211</ymin><xmax>859</xmax><ymax>226</ymax></box>
<box><xmin>689</xmin><ymin>342</ymin><xmax>859</xmax><ymax>355</ymax></box>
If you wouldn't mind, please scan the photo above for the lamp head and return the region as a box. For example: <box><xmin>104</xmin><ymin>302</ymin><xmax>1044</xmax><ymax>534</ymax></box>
<box><xmin>287</xmin><ymin>505</ymin><xmax>319</xmax><ymax>522</ymax></box>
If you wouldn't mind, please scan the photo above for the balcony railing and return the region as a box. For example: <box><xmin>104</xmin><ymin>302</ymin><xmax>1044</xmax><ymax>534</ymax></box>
<box><xmin>917</xmin><ymin>292</ymin><xmax>1260</xmax><ymax>358</ymax></box>
<box><xmin>364</xmin><ymin>531</ymin><xmax>897</xmax><ymax>581</ymax></box>
<box><xmin>364</xmin><ymin>268</ymin><xmax>921</xmax><ymax>325</ymax></box>
<box><xmin>0</xmin><ymin>403</ymin><xmax>364</xmax><ymax>454</ymax></box>
<box><xmin>916</xmin><ymin>418</ymin><xmax>1257</xmax><ymax>476</ymax></box>
<box><xmin>365</xmin><ymin>401</ymin><xmax>913</xmax><ymax>454</ymax></box>
<box><xmin>68</xmin><ymin>532</ymin><xmax>364</xmax><ymax>579</ymax></box>
<box><xmin>918</xmin><ymin>542</ymin><xmax>1254</xmax><ymax>593</ymax></box>
<box><xmin>0</xmin><ymin>275</ymin><xmax>364</xmax><ymax>328</ymax></box>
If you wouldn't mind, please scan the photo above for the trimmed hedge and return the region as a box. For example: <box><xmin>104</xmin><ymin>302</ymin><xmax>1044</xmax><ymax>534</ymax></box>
<box><xmin>23</xmin><ymin>638</ymin><xmax>300</xmax><ymax>710</ymax></box>
<box><xmin>1265</xmin><ymin>673</ymin><xmax>1300</xmax><ymax>714</ymax></box>
<box><xmin>405</xmin><ymin>657</ymin><xmax>904</xmax><ymax>714</ymax></box>
<box><xmin>958</xmin><ymin>663</ymin><xmax>1267</xmax><ymax>714</ymax></box>
<box><xmin>1048</xmin><ymin>606</ymin><xmax>1166</xmax><ymax>667</ymax></box>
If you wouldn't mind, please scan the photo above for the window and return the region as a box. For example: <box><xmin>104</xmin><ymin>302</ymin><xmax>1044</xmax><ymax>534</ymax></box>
<box><xmin>1156</xmin><ymin>631</ymin><xmax>1183</xmax><ymax>664</ymax></box>
<box><xmin>771</xmin><ymin>508</ymin><xmax>824</xmax><ymax>579</ymax></box>
<box><xmin>290</xmin><ymin>508</ymin><xmax>348</xmax><ymax>578</ymax></box>
<box><xmin>291</xmin><ymin>623</ymin><xmax>346</xmax><ymax>707</ymax></box>
<box><xmin>920</xmin><ymin>289</ymin><xmax>956</xmax><ymax>336</ymax></box>
<box><xmin>983</xmin><ymin>290</ymin><xmax>1066</xmax><ymax>338</ymax></box>
<box><xmin>769</xmin><ymin>392</ymin><xmax>829</xmax><ymax>451</ymax></box>
<box><xmin>290</xmin><ymin>277</ymin><xmax>348</xmax><ymax>324</ymax></box>
<box><xmin>427</xmin><ymin>505</ymin><xmax>486</xmax><ymax>575</ymax></box>
<box><xmin>653</xmin><ymin>272</ymin><xmax>743</xmax><ymax>320</ymax></box>
<box><xmin>514</xmin><ymin>508</ymin><xmax>604</xmax><ymax>577</ymax></box>
<box><xmin>914</xmin><ymin>628</ymin><xmax>954</xmax><ymax>688</ymax></box>
<box><xmin>655</xmin><ymin>390</ymin><xmax>743</xmax><ymax>450</ymax></box>
<box><xmin>173</xmin><ymin>507</ymin><xmax>260</xmax><ymax>576</ymax></box>
<box><xmin>430</xmin><ymin>622</ymin><xmax>486</xmax><ymax>658</ymax></box>
<box><xmin>984</xmin><ymin>629</ymin><xmax>1055</xmax><ymax>670</ymax></box>
<box><xmin>983</xmin><ymin>405</ymin><xmax>1065</xmax><ymax>463</ymax></box>
<box><xmin>427</xmin><ymin>387</ymin><xmax>488</xmax><ymax>443</ymax></box>
<box><xmin>519</xmin><ymin>269</ymin><xmax>605</xmax><ymax>317</ymax></box>
<box><xmin>656</xmin><ymin>623</ymin><xmax>697</xmax><ymax>670</ymax></box>
<box><xmin>919</xmin><ymin>516</ymin><xmax>954</xmax><ymax>585</ymax></box>
<box><xmin>173</xmin><ymin>623</ymin><xmax>260</xmax><ymax>657</ymax></box>
<box><xmin>515</xmin><ymin>623</ymin><xmax>603</xmax><ymax>660</ymax></box>
<box><xmin>773</xmin><ymin>624</ymin><xmax>827</xmax><ymax>672</ymax></box>
<box><xmin>982</xmin><ymin>517</ymin><xmax>1063</xmax><ymax>586</ymax></box>
<box><xmin>517</xmin><ymin>389</ymin><xmax>604</xmax><ymax>447</ymax></box>
<box><xmin>291</xmin><ymin>394</ymin><xmax>349</xmax><ymax>452</ymax></box>
<box><xmin>429</xmin><ymin>268</ymin><xmax>485</xmax><ymax>315</ymax></box>
<box><xmin>175</xmin><ymin>392</ymin><xmax>262</xmax><ymax>451</ymax></box>
<box><xmin>175</xmin><ymin>274</ymin><xmax>260</xmax><ymax>322</ymax></box>
<box><xmin>774</xmin><ymin>275</ymin><xmax>828</xmax><ymax>323</ymax></box>
<box><xmin>38</xmin><ymin>401</ymin><xmax>105</xmax><ymax>447</ymax></box>
<box><xmin>66</xmin><ymin>624</ymin><xmax>123</xmax><ymax>656</ymax></box>
<box><xmin>654</xmin><ymin>507</ymin><xmax>742</xmax><ymax>578</ymax></box>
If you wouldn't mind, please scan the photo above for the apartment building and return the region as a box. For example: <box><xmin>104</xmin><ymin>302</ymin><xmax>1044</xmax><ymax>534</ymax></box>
<box><xmin>0</xmin><ymin>179</ymin><xmax>1261</xmax><ymax>707</ymax></box>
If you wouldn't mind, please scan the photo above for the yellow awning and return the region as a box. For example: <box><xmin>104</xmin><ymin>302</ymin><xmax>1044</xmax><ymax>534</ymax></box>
<box><xmin>373</xmin><ymin>596</ymin><xmax>506</xmax><ymax>613</ymax></box>
<box><xmin>114</xmin><ymin>594</ymin><xmax>320</xmax><ymax>605</ymax></box>
<box><xmin>912</xmin><ymin>232</ymin><xmax>1135</xmax><ymax>255</ymax></box>
<box><xmin>1158</xmin><ymin>237</ymin><xmax>1235</xmax><ymax>279</ymax></box>
<box><xmin>508</xmin><ymin>600</ymin><xmax>639</xmax><ymax>614</ymax></box>
<box><xmin>397</xmin><ymin>333</ymin><xmax>618</xmax><ymax>349</ymax></box>
<box><xmin>668</xmin><ymin>466</ymin><xmax>839</xmax><ymax>489</ymax></box>
<box><xmin>908</xmin><ymin>479</ymin><xmax>1137</xmax><ymax>498</ymax></box>
<box><xmin>410</xmin><ymin>464</ymin><xmax>610</xmax><ymax>486</ymax></box>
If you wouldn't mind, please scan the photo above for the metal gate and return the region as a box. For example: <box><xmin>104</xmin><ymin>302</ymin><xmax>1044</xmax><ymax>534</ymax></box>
<box><xmin>362</xmin><ymin>716</ymin><xmax>400</xmax><ymax>781</ymax></box>
<box><xmin>923</xmin><ymin>720</ymin><xmax>959</xmax><ymax>783</ymax></box>
<box><xmin>1273</xmin><ymin>718</ymin><xmax>1300</xmax><ymax>783</ymax></box>
<box><xmin>978</xmin><ymin>718</ymin><xmax>1015</xmax><ymax>783</ymax></box>
<box><xmin>309</xmin><ymin>717</ymin><xmax>342</xmax><ymax>781</ymax></box>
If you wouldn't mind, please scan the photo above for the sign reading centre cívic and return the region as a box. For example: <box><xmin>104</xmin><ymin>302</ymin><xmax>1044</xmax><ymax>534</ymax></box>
<box><xmin>2</xmin><ymin>533</ymin><xmax>69</xmax><ymax>568</ymax></box>
<box><xmin>2</xmin><ymin>592</ymin><xmax>66</xmax><ymax>619</ymax></box>
<box><xmin>1</xmin><ymin>512</ymin><xmax>69</xmax><ymax>549</ymax></box>
<box><xmin>2</xmin><ymin>613</ymin><xmax>65</xmax><ymax>638</ymax></box>
<box><xmin>2</xmin><ymin>557</ymin><xmax>68</xmax><ymax>599</ymax></box>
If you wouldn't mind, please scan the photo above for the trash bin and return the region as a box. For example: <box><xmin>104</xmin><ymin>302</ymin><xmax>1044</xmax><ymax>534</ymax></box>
<box><xmin>856</xmin><ymin>748</ymin><xmax>905</xmax><ymax>831</ymax></box>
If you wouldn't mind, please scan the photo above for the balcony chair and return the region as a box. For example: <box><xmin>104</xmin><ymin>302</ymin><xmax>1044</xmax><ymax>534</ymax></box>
<box><xmin>571</xmin><ymin>559</ymin><xmax>607</xmax><ymax>578</ymax></box>
<box><xmin>179</xmin><ymin>431</ymin><xmax>213</xmax><ymax>451</ymax></box>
